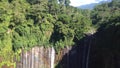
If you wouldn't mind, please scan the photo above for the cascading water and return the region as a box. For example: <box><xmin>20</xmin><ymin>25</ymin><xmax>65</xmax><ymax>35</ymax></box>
<box><xmin>82</xmin><ymin>35</ymin><xmax>93</xmax><ymax>68</ymax></box>
<box><xmin>82</xmin><ymin>39</ymin><xmax>87</xmax><ymax>68</ymax></box>
<box><xmin>86</xmin><ymin>35</ymin><xmax>92</xmax><ymax>68</ymax></box>
<box><xmin>16</xmin><ymin>47</ymin><xmax>55</xmax><ymax>68</ymax></box>
<box><xmin>50</xmin><ymin>47</ymin><xmax>55</xmax><ymax>68</ymax></box>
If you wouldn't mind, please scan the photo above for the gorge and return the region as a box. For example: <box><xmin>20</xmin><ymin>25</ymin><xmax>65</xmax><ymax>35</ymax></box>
<box><xmin>0</xmin><ymin>0</ymin><xmax>120</xmax><ymax>68</ymax></box>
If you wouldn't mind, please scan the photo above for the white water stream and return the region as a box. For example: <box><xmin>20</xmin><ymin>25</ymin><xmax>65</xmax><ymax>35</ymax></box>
<box><xmin>51</xmin><ymin>47</ymin><xmax>55</xmax><ymax>68</ymax></box>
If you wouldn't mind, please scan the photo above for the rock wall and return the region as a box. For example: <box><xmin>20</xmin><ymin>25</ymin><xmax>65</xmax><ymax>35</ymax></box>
<box><xmin>15</xmin><ymin>37</ymin><xmax>92</xmax><ymax>68</ymax></box>
<box><xmin>15</xmin><ymin>36</ymin><xmax>93</xmax><ymax>68</ymax></box>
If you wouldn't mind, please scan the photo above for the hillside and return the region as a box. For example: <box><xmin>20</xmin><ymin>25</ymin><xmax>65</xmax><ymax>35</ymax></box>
<box><xmin>78</xmin><ymin>0</ymin><xmax>111</xmax><ymax>9</ymax></box>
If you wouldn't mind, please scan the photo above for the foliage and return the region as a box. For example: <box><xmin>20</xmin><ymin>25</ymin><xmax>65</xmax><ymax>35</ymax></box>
<box><xmin>91</xmin><ymin>0</ymin><xmax>120</xmax><ymax>28</ymax></box>
<box><xmin>1</xmin><ymin>0</ymin><xmax>119</xmax><ymax>67</ymax></box>
<box><xmin>0</xmin><ymin>0</ymin><xmax>92</xmax><ymax>67</ymax></box>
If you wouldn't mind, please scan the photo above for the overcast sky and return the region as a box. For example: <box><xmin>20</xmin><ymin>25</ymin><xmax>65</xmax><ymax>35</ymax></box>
<box><xmin>70</xmin><ymin>0</ymin><xmax>111</xmax><ymax>7</ymax></box>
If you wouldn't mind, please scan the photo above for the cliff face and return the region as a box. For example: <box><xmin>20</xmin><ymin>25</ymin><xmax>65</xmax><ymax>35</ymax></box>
<box><xmin>89</xmin><ymin>26</ymin><xmax>120</xmax><ymax>68</ymax></box>
<box><xmin>15</xmin><ymin>35</ymin><xmax>92</xmax><ymax>68</ymax></box>
<box><xmin>13</xmin><ymin>34</ymin><xmax>92</xmax><ymax>68</ymax></box>
<box><xmin>15</xmin><ymin>25</ymin><xmax>120</xmax><ymax>68</ymax></box>
<box><xmin>56</xmin><ymin>27</ymin><xmax>120</xmax><ymax>68</ymax></box>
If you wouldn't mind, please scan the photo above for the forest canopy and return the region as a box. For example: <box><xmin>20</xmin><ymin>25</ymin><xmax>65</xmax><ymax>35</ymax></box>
<box><xmin>0</xmin><ymin>0</ymin><xmax>120</xmax><ymax>67</ymax></box>
<box><xmin>0</xmin><ymin>0</ymin><xmax>92</xmax><ymax>51</ymax></box>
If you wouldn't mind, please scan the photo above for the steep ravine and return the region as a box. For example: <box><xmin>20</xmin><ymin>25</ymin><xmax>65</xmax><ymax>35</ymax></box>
<box><xmin>14</xmin><ymin>35</ymin><xmax>93</xmax><ymax>68</ymax></box>
<box><xmin>14</xmin><ymin>25</ymin><xmax>120</xmax><ymax>68</ymax></box>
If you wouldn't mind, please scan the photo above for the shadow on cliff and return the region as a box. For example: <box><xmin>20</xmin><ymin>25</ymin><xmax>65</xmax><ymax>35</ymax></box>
<box><xmin>55</xmin><ymin>34</ymin><xmax>95</xmax><ymax>68</ymax></box>
<box><xmin>55</xmin><ymin>24</ymin><xmax>120</xmax><ymax>68</ymax></box>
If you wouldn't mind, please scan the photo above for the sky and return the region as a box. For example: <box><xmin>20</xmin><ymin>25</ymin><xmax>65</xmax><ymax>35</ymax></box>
<box><xmin>70</xmin><ymin>0</ymin><xmax>110</xmax><ymax>7</ymax></box>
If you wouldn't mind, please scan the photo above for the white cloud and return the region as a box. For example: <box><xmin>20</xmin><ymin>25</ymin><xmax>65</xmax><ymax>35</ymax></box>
<box><xmin>70</xmin><ymin>0</ymin><xmax>104</xmax><ymax>7</ymax></box>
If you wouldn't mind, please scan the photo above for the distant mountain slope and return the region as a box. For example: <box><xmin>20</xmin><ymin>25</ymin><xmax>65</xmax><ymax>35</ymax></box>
<box><xmin>78</xmin><ymin>1</ymin><xmax>111</xmax><ymax>9</ymax></box>
<box><xmin>78</xmin><ymin>3</ymin><xmax>99</xmax><ymax>9</ymax></box>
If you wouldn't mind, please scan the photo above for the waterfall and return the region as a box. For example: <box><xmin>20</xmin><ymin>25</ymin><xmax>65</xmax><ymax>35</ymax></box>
<box><xmin>51</xmin><ymin>47</ymin><xmax>55</xmax><ymax>68</ymax></box>
<box><xmin>82</xmin><ymin>35</ymin><xmax>92</xmax><ymax>68</ymax></box>
<box><xmin>86</xmin><ymin>36</ymin><xmax>92</xmax><ymax>68</ymax></box>
<box><xmin>32</xmin><ymin>48</ymin><xmax>34</xmax><ymax>68</ymax></box>
<box><xmin>82</xmin><ymin>39</ymin><xmax>87</xmax><ymax>68</ymax></box>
